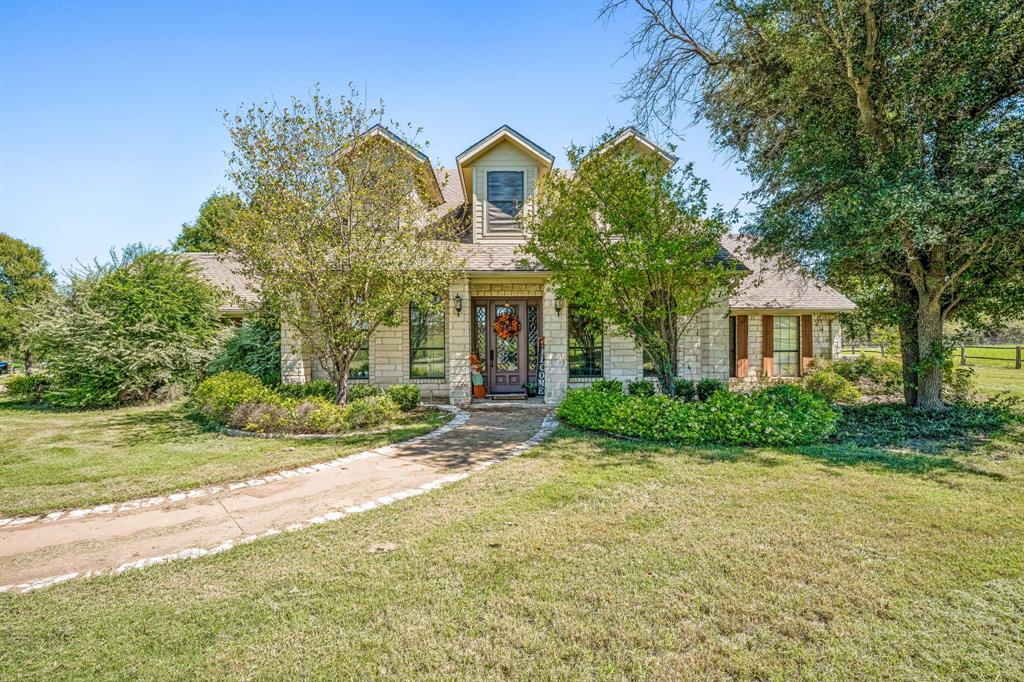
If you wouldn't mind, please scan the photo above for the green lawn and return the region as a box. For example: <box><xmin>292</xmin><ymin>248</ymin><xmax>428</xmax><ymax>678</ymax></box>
<box><xmin>2</xmin><ymin>419</ymin><xmax>1022</xmax><ymax>679</ymax></box>
<box><xmin>0</xmin><ymin>399</ymin><xmax>449</xmax><ymax>517</ymax></box>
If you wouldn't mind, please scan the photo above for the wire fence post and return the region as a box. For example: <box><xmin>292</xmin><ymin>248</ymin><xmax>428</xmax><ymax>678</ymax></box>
<box><xmin>960</xmin><ymin>344</ymin><xmax>967</xmax><ymax>366</ymax></box>
<box><xmin>1017</xmin><ymin>345</ymin><xmax>1022</xmax><ymax>370</ymax></box>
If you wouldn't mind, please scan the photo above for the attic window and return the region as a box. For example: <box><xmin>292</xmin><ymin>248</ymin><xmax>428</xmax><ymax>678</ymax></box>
<box><xmin>486</xmin><ymin>170</ymin><xmax>524</xmax><ymax>232</ymax></box>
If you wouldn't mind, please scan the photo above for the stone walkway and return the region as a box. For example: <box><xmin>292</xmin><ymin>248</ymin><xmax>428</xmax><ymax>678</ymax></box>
<box><xmin>0</xmin><ymin>405</ymin><xmax>554</xmax><ymax>593</ymax></box>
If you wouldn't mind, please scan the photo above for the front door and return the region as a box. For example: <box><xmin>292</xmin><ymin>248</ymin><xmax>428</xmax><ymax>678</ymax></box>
<box><xmin>489</xmin><ymin>300</ymin><xmax>525</xmax><ymax>393</ymax></box>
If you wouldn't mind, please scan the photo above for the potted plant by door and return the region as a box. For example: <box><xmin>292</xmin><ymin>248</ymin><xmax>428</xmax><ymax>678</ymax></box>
<box><xmin>524</xmin><ymin>381</ymin><xmax>539</xmax><ymax>397</ymax></box>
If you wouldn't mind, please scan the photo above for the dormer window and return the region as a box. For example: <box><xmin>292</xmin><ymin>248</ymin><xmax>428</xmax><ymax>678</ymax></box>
<box><xmin>486</xmin><ymin>170</ymin><xmax>524</xmax><ymax>233</ymax></box>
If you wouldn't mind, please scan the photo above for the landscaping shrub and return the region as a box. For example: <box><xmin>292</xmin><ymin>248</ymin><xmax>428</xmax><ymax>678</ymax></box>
<box><xmin>344</xmin><ymin>395</ymin><xmax>400</xmax><ymax>428</ymax></box>
<box><xmin>4</xmin><ymin>374</ymin><xmax>50</xmax><ymax>401</ymax></box>
<box><xmin>591</xmin><ymin>379</ymin><xmax>623</xmax><ymax>394</ymax></box>
<box><xmin>349</xmin><ymin>383</ymin><xmax>384</xmax><ymax>401</ymax></box>
<box><xmin>804</xmin><ymin>370</ymin><xmax>862</xmax><ymax>404</ymax></box>
<box><xmin>226</xmin><ymin>396</ymin><xmax>349</xmax><ymax>434</ymax></box>
<box><xmin>627</xmin><ymin>379</ymin><xmax>656</xmax><ymax>398</ymax></box>
<box><xmin>830</xmin><ymin>356</ymin><xmax>902</xmax><ymax>395</ymax></box>
<box><xmin>276</xmin><ymin>379</ymin><xmax>335</xmax><ymax>401</ymax></box>
<box><xmin>26</xmin><ymin>246</ymin><xmax>224</xmax><ymax>407</ymax></box>
<box><xmin>674</xmin><ymin>378</ymin><xmax>696</xmax><ymax>403</ymax></box>
<box><xmin>696</xmin><ymin>378</ymin><xmax>726</xmax><ymax>402</ymax></box>
<box><xmin>193</xmin><ymin>371</ymin><xmax>276</xmax><ymax>424</ymax></box>
<box><xmin>385</xmin><ymin>384</ymin><xmax>420</xmax><ymax>412</ymax></box>
<box><xmin>943</xmin><ymin>366</ymin><xmax>976</xmax><ymax>405</ymax></box>
<box><xmin>557</xmin><ymin>383</ymin><xmax>838</xmax><ymax>446</ymax></box>
<box><xmin>207</xmin><ymin>315</ymin><xmax>281</xmax><ymax>385</ymax></box>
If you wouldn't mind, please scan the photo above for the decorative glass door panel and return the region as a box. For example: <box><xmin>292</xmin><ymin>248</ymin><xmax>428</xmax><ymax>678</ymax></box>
<box><xmin>490</xmin><ymin>301</ymin><xmax>524</xmax><ymax>392</ymax></box>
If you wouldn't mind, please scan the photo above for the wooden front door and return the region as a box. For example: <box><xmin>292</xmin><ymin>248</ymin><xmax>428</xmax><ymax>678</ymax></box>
<box><xmin>489</xmin><ymin>300</ymin><xmax>526</xmax><ymax>393</ymax></box>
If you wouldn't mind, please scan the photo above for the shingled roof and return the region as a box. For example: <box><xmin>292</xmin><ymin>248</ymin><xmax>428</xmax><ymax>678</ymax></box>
<box><xmin>179</xmin><ymin>252</ymin><xmax>258</xmax><ymax>314</ymax></box>
<box><xmin>721</xmin><ymin>234</ymin><xmax>855</xmax><ymax>312</ymax></box>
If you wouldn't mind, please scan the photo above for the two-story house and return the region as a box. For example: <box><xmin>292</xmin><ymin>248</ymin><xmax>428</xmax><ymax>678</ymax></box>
<box><xmin>188</xmin><ymin>124</ymin><xmax>855</xmax><ymax>406</ymax></box>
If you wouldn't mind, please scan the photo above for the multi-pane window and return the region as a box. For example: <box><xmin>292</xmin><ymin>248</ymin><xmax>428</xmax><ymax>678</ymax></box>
<box><xmin>349</xmin><ymin>339</ymin><xmax>369</xmax><ymax>380</ymax></box>
<box><xmin>568</xmin><ymin>306</ymin><xmax>603</xmax><ymax>378</ymax></box>
<box><xmin>410</xmin><ymin>299</ymin><xmax>445</xmax><ymax>379</ymax></box>
<box><xmin>773</xmin><ymin>316</ymin><xmax>800</xmax><ymax>377</ymax></box>
<box><xmin>486</xmin><ymin>170</ymin><xmax>524</xmax><ymax>232</ymax></box>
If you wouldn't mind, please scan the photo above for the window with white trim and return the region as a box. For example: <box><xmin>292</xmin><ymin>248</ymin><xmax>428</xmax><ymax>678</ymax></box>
<box><xmin>773</xmin><ymin>316</ymin><xmax>800</xmax><ymax>377</ymax></box>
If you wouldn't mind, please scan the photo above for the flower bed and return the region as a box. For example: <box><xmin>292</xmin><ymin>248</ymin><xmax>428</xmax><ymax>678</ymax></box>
<box><xmin>557</xmin><ymin>383</ymin><xmax>838</xmax><ymax>446</ymax></box>
<box><xmin>192</xmin><ymin>372</ymin><xmax>425</xmax><ymax>434</ymax></box>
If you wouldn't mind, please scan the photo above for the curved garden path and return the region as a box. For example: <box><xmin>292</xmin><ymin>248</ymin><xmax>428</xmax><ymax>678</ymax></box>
<box><xmin>0</xmin><ymin>404</ymin><xmax>554</xmax><ymax>593</ymax></box>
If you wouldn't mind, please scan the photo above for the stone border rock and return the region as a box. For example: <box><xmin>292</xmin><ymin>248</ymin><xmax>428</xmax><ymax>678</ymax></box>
<box><xmin>0</xmin><ymin>405</ymin><xmax>469</xmax><ymax>530</ymax></box>
<box><xmin>0</xmin><ymin>411</ymin><xmax>558</xmax><ymax>594</ymax></box>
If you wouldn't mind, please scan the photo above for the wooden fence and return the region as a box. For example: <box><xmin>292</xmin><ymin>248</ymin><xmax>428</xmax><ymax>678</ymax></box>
<box><xmin>845</xmin><ymin>344</ymin><xmax>1023</xmax><ymax>369</ymax></box>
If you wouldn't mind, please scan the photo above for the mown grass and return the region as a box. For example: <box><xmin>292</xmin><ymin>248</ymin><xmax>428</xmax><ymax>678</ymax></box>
<box><xmin>2</xmin><ymin>419</ymin><xmax>1022</xmax><ymax>679</ymax></box>
<box><xmin>0</xmin><ymin>399</ymin><xmax>449</xmax><ymax>517</ymax></box>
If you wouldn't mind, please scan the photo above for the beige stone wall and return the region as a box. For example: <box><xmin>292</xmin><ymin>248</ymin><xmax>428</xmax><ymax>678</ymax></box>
<box><xmin>812</xmin><ymin>314</ymin><xmax>842</xmax><ymax>360</ymax></box>
<box><xmin>469</xmin><ymin>281</ymin><xmax>545</xmax><ymax>298</ymax></box>
<box><xmin>447</xmin><ymin>279</ymin><xmax>472</xmax><ymax>406</ymax></box>
<box><xmin>280</xmin><ymin>322</ymin><xmax>311</xmax><ymax>384</ymax></box>
<box><xmin>542</xmin><ymin>281</ymin><xmax>568</xmax><ymax>404</ymax></box>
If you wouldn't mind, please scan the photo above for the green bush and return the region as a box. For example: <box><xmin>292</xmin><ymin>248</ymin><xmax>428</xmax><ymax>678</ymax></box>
<box><xmin>227</xmin><ymin>396</ymin><xmax>349</xmax><ymax>434</ymax></box>
<box><xmin>674</xmin><ymin>378</ymin><xmax>697</xmax><ymax>403</ymax></box>
<box><xmin>830</xmin><ymin>356</ymin><xmax>902</xmax><ymax>395</ymax></box>
<box><xmin>350</xmin><ymin>383</ymin><xmax>384</xmax><ymax>401</ymax></box>
<box><xmin>557</xmin><ymin>383</ymin><xmax>838</xmax><ymax>446</ymax></box>
<box><xmin>4</xmin><ymin>374</ymin><xmax>50</xmax><ymax>401</ymax></box>
<box><xmin>193</xmin><ymin>371</ymin><xmax>276</xmax><ymax>424</ymax></box>
<box><xmin>344</xmin><ymin>395</ymin><xmax>401</xmax><ymax>428</ymax></box>
<box><xmin>26</xmin><ymin>246</ymin><xmax>224</xmax><ymax>408</ymax></box>
<box><xmin>276</xmin><ymin>380</ymin><xmax>335</xmax><ymax>401</ymax></box>
<box><xmin>943</xmin><ymin>366</ymin><xmax>976</xmax><ymax>405</ymax></box>
<box><xmin>385</xmin><ymin>384</ymin><xmax>420</xmax><ymax>411</ymax></box>
<box><xmin>805</xmin><ymin>370</ymin><xmax>862</xmax><ymax>404</ymax></box>
<box><xmin>591</xmin><ymin>379</ymin><xmax>622</xmax><ymax>394</ymax></box>
<box><xmin>207</xmin><ymin>316</ymin><xmax>281</xmax><ymax>385</ymax></box>
<box><xmin>696</xmin><ymin>378</ymin><xmax>727</xmax><ymax>402</ymax></box>
<box><xmin>627</xmin><ymin>379</ymin><xmax>656</xmax><ymax>398</ymax></box>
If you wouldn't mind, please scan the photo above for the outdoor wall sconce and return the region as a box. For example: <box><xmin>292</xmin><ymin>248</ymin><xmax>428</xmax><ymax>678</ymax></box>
<box><xmin>554</xmin><ymin>297</ymin><xmax>563</xmax><ymax>315</ymax></box>
<box><xmin>453</xmin><ymin>293</ymin><xmax>463</xmax><ymax>316</ymax></box>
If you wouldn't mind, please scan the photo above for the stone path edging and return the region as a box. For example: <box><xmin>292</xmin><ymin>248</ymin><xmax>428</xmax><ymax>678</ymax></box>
<box><xmin>0</xmin><ymin>405</ymin><xmax>469</xmax><ymax>530</ymax></box>
<box><xmin>0</xmin><ymin>411</ymin><xmax>557</xmax><ymax>594</ymax></box>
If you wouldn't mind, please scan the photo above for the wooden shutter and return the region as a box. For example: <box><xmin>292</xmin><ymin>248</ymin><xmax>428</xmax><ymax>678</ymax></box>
<box><xmin>800</xmin><ymin>314</ymin><xmax>813</xmax><ymax>375</ymax></box>
<box><xmin>736</xmin><ymin>315</ymin><xmax>749</xmax><ymax>377</ymax></box>
<box><xmin>762</xmin><ymin>314</ymin><xmax>773</xmax><ymax>377</ymax></box>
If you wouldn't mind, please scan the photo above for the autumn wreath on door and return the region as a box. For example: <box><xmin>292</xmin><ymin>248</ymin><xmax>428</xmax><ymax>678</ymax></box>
<box><xmin>493</xmin><ymin>310</ymin><xmax>521</xmax><ymax>341</ymax></box>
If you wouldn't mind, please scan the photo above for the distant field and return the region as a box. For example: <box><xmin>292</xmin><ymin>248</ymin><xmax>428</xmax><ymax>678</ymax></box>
<box><xmin>845</xmin><ymin>345</ymin><xmax>1022</xmax><ymax>368</ymax></box>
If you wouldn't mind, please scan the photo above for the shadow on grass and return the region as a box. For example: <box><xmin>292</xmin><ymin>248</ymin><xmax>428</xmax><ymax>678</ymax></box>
<box><xmin>541</xmin><ymin>426</ymin><xmax>785</xmax><ymax>469</ymax></box>
<box><xmin>793</xmin><ymin>442</ymin><xmax>1006</xmax><ymax>480</ymax></box>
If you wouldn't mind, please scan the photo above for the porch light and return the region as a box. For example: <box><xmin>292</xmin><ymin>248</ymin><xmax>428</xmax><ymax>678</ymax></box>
<box><xmin>554</xmin><ymin>297</ymin><xmax>563</xmax><ymax>315</ymax></box>
<box><xmin>453</xmin><ymin>293</ymin><xmax>463</xmax><ymax>316</ymax></box>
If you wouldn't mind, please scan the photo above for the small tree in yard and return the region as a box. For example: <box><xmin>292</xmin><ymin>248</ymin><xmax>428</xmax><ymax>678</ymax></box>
<box><xmin>521</xmin><ymin>135</ymin><xmax>739</xmax><ymax>396</ymax></box>
<box><xmin>0</xmin><ymin>233</ymin><xmax>56</xmax><ymax>374</ymax></box>
<box><xmin>223</xmin><ymin>87</ymin><xmax>462</xmax><ymax>404</ymax></box>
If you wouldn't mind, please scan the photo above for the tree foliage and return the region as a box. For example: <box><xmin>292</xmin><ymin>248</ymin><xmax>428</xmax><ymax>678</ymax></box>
<box><xmin>26</xmin><ymin>246</ymin><xmax>225</xmax><ymax>407</ymax></box>
<box><xmin>208</xmin><ymin>311</ymin><xmax>282</xmax><ymax>386</ymax></box>
<box><xmin>0</xmin><ymin>233</ymin><xmax>55</xmax><ymax>372</ymax></box>
<box><xmin>521</xmin><ymin>133</ymin><xmax>739</xmax><ymax>395</ymax></box>
<box><xmin>172</xmin><ymin>192</ymin><xmax>244</xmax><ymax>252</ymax></box>
<box><xmin>609</xmin><ymin>0</ymin><xmax>1024</xmax><ymax>408</ymax></box>
<box><xmin>222</xmin><ymin>86</ymin><xmax>462</xmax><ymax>403</ymax></box>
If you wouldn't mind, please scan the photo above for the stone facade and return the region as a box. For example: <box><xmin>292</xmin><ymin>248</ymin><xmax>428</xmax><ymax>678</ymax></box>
<box><xmin>281</xmin><ymin>278</ymin><xmax>846</xmax><ymax>404</ymax></box>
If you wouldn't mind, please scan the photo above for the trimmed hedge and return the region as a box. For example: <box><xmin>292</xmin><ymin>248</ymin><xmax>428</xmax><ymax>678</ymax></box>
<box><xmin>557</xmin><ymin>383</ymin><xmax>838</xmax><ymax>446</ymax></box>
<box><xmin>385</xmin><ymin>384</ymin><xmax>420</xmax><ymax>412</ymax></box>
<box><xmin>192</xmin><ymin>371</ymin><xmax>276</xmax><ymax>424</ymax></box>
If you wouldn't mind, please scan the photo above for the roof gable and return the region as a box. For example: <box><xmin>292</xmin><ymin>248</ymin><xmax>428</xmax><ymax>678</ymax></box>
<box><xmin>603</xmin><ymin>127</ymin><xmax>678</xmax><ymax>166</ymax></box>
<box><xmin>358</xmin><ymin>124</ymin><xmax>444</xmax><ymax>205</ymax></box>
<box><xmin>456</xmin><ymin>125</ymin><xmax>554</xmax><ymax>201</ymax></box>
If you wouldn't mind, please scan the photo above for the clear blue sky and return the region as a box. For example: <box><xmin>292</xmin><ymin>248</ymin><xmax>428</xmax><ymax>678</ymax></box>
<box><xmin>0</xmin><ymin>0</ymin><xmax>751</xmax><ymax>274</ymax></box>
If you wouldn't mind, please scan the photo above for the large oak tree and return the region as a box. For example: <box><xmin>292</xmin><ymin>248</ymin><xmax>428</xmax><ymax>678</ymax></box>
<box><xmin>608</xmin><ymin>0</ymin><xmax>1024</xmax><ymax>407</ymax></box>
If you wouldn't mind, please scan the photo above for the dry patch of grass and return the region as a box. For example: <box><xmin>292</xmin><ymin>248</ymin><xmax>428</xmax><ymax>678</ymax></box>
<box><xmin>2</xmin><ymin>422</ymin><xmax>1022</xmax><ymax>680</ymax></box>
<box><xmin>0</xmin><ymin>399</ymin><xmax>448</xmax><ymax>516</ymax></box>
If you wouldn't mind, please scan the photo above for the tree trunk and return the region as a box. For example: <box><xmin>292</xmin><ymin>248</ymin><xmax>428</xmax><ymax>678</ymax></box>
<box><xmin>23</xmin><ymin>349</ymin><xmax>32</xmax><ymax>376</ymax></box>
<box><xmin>915</xmin><ymin>295</ymin><xmax>945</xmax><ymax>410</ymax></box>
<box><xmin>893</xmin><ymin>277</ymin><xmax>919</xmax><ymax>406</ymax></box>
